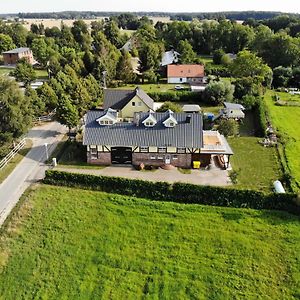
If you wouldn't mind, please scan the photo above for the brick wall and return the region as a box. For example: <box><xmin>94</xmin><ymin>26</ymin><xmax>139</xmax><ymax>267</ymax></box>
<box><xmin>87</xmin><ymin>152</ymin><xmax>111</xmax><ymax>165</ymax></box>
<box><xmin>132</xmin><ymin>153</ymin><xmax>192</xmax><ymax>168</ymax></box>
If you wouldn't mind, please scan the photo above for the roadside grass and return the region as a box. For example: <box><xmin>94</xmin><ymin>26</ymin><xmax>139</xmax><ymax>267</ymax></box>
<box><xmin>229</xmin><ymin>137</ymin><xmax>282</xmax><ymax>191</ymax></box>
<box><xmin>0</xmin><ymin>184</ymin><xmax>299</xmax><ymax>299</ymax></box>
<box><xmin>0</xmin><ymin>139</ymin><xmax>33</xmax><ymax>184</ymax></box>
<box><xmin>264</xmin><ymin>90</ymin><xmax>300</xmax><ymax>191</ymax></box>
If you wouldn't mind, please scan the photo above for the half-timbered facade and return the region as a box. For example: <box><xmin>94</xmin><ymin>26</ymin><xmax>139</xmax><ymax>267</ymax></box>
<box><xmin>83</xmin><ymin>109</ymin><xmax>233</xmax><ymax>169</ymax></box>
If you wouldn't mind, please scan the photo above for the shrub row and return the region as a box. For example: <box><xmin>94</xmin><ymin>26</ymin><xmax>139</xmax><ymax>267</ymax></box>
<box><xmin>253</xmin><ymin>100</ymin><xmax>268</xmax><ymax>137</ymax></box>
<box><xmin>148</xmin><ymin>91</ymin><xmax>208</xmax><ymax>104</ymax></box>
<box><xmin>44</xmin><ymin>170</ymin><xmax>299</xmax><ymax>215</ymax></box>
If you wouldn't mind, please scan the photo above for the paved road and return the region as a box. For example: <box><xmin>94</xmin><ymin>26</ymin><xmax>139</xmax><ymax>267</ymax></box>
<box><xmin>0</xmin><ymin>122</ymin><xmax>67</xmax><ymax>225</ymax></box>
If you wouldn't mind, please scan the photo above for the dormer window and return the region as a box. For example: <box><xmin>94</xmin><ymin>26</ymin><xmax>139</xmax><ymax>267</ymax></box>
<box><xmin>145</xmin><ymin>121</ymin><xmax>154</xmax><ymax>127</ymax></box>
<box><xmin>142</xmin><ymin>112</ymin><xmax>157</xmax><ymax>127</ymax></box>
<box><xmin>96</xmin><ymin>108</ymin><xmax>118</xmax><ymax>126</ymax></box>
<box><xmin>163</xmin><ymin>110</ymin><xmax>178</xmax><ymax>128</ymax></box>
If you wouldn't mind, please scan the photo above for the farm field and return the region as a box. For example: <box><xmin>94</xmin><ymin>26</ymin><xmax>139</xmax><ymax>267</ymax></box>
<box><xmin>0</xmin><ymin>185</ymin><xmax>299</xmax><ymax>299</ymax></box>
<box><xmin>264</xmin><ymin>90</ymin><xmax>300</xmax><ymax>191</ymax></box>
<box><xmin>229</xmin><ymin>137</ymin><xmax>282</xmax><ymax>191</ymax></box>
<box><xmin>17</xmin><ymin>16</ymin><xmax>172</xmax><ymax>30</ymax></box>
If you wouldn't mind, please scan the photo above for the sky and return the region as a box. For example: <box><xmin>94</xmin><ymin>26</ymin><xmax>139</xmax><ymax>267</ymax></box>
<box><xmin>1</xmin><ymin>0</ymin><xmax>299</xmax><ymax>14</ymax></box>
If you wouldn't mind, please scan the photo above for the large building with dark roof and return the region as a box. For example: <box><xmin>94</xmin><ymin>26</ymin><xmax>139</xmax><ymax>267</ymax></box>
<box><xmin>83</xmin><ymin>109</ymin><xmax>233</xmax><ymax>169</ymax></box>
<box><xmin>2</xmin><ymin>47</ymin><xmax>34</xmax><ymax>65</ymax></box>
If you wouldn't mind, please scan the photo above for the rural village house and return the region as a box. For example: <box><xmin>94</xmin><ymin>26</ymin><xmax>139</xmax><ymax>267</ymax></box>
<box><xmin>83</xmin><ymin>108</ymin><xmax>233</xmax><ymax>169</ymax></box>
<box><xmin>167</xmin><ymin>64</ymin><xmax>205</xmax><ymax>84</ymax></box>
<box><xmin>103</xmin><ymin>87</ymin><xmax>155</xmax><ymax>119</ymax></box>
<box><xmin>2</xmin><ymin>47</ymin><xmax>34</xmax><ymax>65</ymax></box>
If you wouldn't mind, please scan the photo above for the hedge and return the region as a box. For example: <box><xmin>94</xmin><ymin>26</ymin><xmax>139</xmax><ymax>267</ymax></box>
<box><xmin>253</xmin><ymin>100</ymin><xmax>268</xmax><ymax>137</ymax></box>
<box><xmin>44</xmin><ymin>170</ymin><xmax>299</xmax><ymax>215</ymax></box>
<box><xmin>148</xmin><ymin>91</ymin><xmax>208</xmax><ymax>104</ymax></box>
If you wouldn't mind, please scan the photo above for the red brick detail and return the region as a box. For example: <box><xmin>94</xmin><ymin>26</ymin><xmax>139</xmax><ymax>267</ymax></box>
<box><xmin>87</xmin><ymin>152</ymin><xmax>111</xmax><ymax>165</ymax></box>
<box><xmin>132</xmin><ymin>153</ymin><xmax>192</xmax><ymax>168</ymax></box>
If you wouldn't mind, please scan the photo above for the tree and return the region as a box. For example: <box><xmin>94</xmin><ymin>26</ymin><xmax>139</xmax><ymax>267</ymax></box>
<box><xmin>117</xmin><ymin>51</ymin><xmax>135</xmax><ymax>83</ymax></box>
<box><xmin>138</xmin><ymin>42</ymin><xmax>162</xmax><ymax>72</ymax></box>
<box><xmin>104</xmin><ymin>20</ymin><xmax>123</xmax><ymax>48</ymax></box>
<box><xmin>156</xmin><ymin>102</ymin><xmax>183</xmax><ymax>112</ymax></box>
<box><xmin>56</xmin><ymin>95</ymin><xmax>79</xmax><ymax>132</ymax></box>
<box><xmin>12</xmin><ymin>59</ymin><xmax>36</xmax><ymax>86</ymax></box>
<box><xmin>213</xmin><ymin>49</ymin><xmax>225</xmax><ymax>65</ymax></box>
<box><xmin>233</xmin><ymin>77</ymin><xmax>262</xmax><ymax>100</ymax></box>
<box><xmin>272</xmin><ymin>66</ymin><xmax>293</xmax><ymax>88</ymax></box>
<box><xmin>25</xmin><ymin>87</ymin><xmax>45</xmax><ymax>117</ymax></box>
<box><xmin>204</xmin><ymin>80</ymin><xmax>235</xmax><ymax>105</ymax></box>
<box><xmin>218</xmin><ymin>119</ymin><xmax>239</xmax><ymax>137</ymax></box>
<box><xmin>230</xmin><ymin>50</ymin><xmax>273</xmax><ymax>87</ymax></box>
<box><xmin>36</xmin><ymin>82</ymin><xmax>58</xmax><ymax>111</ymax></box>
<box><xmin>31</xmin><ymin>37</ymin><xmax>52</xmax><ymax>67</ymax></box>
<box><xmin>177</xmin><ymin>39</ymin><xmax>197</xmax><ymax>64</ymax></box>
<box><xmin>0</xmin><ymin>33</ymin><xmax>15</xmax><ymax>53</ymax></box>
<box><xmin>0</xmin><ymin>77</ymin><xmax>32</xmax><ymax>139</ymax></box>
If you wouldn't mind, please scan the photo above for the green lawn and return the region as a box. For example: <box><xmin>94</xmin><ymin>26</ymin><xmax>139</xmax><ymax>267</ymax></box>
<box><xmin>229</xmin><ymin>137</ymin><xmax>282</xmax><ymax>191</ymax></box>
<box><xmin>34</xmin><ymin>69</ymin><xmax>48</xmax><ymax>79</ymax></box>
<box><xmin>115</xmin><ymin>83</ymin><xmax>188</xmax><ymax>93</ymax></box>
<box><xmin>0</xmin><ymin>67</ymin><xmax>13</xmax><ymax>76</ymax></box>
<box><xmin>0</xmin><ymin>185</ymin><xmax>299</xmax><ymax>299</ymax></box>
<box><xmin>264</xmin><ymin>90</ymin><xmax>300</xmax><ymax>191</ymax></box>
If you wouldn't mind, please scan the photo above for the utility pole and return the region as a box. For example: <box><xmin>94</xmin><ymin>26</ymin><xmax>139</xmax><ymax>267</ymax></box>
<box><xmin>45</xmin><ymin>143</ymin><xmax>49</xmax><ymax>160</ymax></box>
<box><xmin>102</xmin><ymin>70</ymin><xmax>107</xmax><ymax>89</ymax></box>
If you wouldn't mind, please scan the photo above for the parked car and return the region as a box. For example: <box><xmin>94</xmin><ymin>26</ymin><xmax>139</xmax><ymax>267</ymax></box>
<box><xmin>174</xmin><ymin>85</ymin><xmax>184</xmax><ymax>90</ymax></box>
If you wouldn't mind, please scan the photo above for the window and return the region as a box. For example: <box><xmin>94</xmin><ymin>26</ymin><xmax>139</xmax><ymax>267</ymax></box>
<box><xmin>172</xmin><ymin>155</ymin><xmax>178</xmax><ymax>160</ymax></box>
<box><xmin>177</xmin><ymin>147</ymin><xmax>186</xmax><ymax>154</ymax></box>
<box><xmin>100</xmin><ymin>121</ymin><xmax>104</xmax><ymax>125</ymax></box>
<box><xmin>169</xmin><ymin>122</ymin><xmax>175</xmax><ymax>127</ymax></box>
<box><xmin>145</xmin><ymin>121</ymin><xmax>154</xmax><ymax>127</ymax></box>
<box><xmin>157</xmin><ymin>156</ymin><xmax>164</xmax><ymax>160</ymax></box>
<box><xmin>109</xmin><ymin>120</ymin><xmax>113</xmax><ymax>125</ymax></box>
<box><xmin>140</xmin><ymin>147</ymin><xmax>149</xmax><ymax>153</ymax></box>
<box><xmin>138</xmin><ymin>102</ymin><xmax>142</xmax><ymax>107</ymax></box>
<box><xmin>132</xmin><ymin>102</ymin><xmax>136</xmax><ymax>106</ymax></box>
<box><xmin>104</xmin><ymin>120</ymin><xmax>109</xmax><ymax>125</ymax></box>
<box><xmin>180</xmin><ymin>78</ymin><xmax>183</xmax><ymax>82</ymax></box>
<box><xmin>150</xmin><ymin>155</ymin><xmax>156</xmax><ymax>160</ymax></box>
<box><xmin>158</xmin><ymin>147</ymin><xmax>167</xmax><ymax>153</ymax></box>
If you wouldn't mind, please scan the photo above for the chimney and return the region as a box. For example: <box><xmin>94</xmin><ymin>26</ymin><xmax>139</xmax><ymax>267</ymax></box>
<box><xmin>186</xmin><ymin>115</ymin><xmax>191</xmax><ymax>123</ymax></box>
<box><xmin>134</xmin><ymin>113</ymin><xmax>140</xmax><ymax>126</ymax></box>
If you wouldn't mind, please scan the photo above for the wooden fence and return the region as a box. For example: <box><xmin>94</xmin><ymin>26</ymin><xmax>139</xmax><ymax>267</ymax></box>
<box><xmin>0</xmin><ymin>138</ymin><xmax>26</xmax><ymax>170</ymax></box>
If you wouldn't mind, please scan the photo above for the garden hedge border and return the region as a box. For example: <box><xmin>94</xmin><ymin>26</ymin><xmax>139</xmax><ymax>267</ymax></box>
<box><xmin>44</xmin><ymin>170</ymin><xmax>299</xmax><ymax>215</ymax></box>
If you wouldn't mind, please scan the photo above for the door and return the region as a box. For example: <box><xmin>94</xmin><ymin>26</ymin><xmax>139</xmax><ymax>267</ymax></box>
<box><xmin>111</xmin><ymin>147</ymin><xmax>132</xmax><ymax>164</ymax></box>
<box><xmin>165</xmin><ymin>154</ymin><xmax>171</xmax><ymax>165</ymax></box>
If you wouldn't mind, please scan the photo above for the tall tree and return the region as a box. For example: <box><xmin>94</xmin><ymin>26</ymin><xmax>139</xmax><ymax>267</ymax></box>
<box><xmin>12</xmin><ymin>59</ymin><xmax>36</xmax><ymax>86</ymax></box>
<box><xmin>117</xmin><ymin>51</ymin><xmax>135</xmax><ymax>83</ymax></box>
<box><xmin>0</xmin><ymin>33</ymin><xmax>15</xmax><ymax>53</ymax></box>
<box><xmin>177</xmin><ymin>39</ymin><xmax>197</xmax><ymax>64</ymax></box>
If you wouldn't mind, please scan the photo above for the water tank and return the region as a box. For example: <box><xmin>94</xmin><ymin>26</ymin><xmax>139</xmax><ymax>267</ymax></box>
<box><xmin>273</xmin><ymin>180</ymin><xmax>285</xmax><ymax>193</ymax></box>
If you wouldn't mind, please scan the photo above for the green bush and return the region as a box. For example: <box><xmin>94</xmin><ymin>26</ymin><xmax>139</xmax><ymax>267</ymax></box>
<box><xmin>44</xmin><ymin>170</ymin><xmax>299</xmax><ymax>215</ymax></box>
<box><xmin>148</xmin><ymin>91</ymin><xmax>206</xmax><ymax>103</ymax></box>
<box><xmin>253</xmin><ymin>99</ymin><xmax>267</xmax><ymax>137</ymax></box>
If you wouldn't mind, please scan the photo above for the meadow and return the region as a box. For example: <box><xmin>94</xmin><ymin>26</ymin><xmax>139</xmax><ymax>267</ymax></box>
<box><xmin>229</xmin><ymin>137</ymin><xmax>282</xmax><ymax>191</ymax></box>
<box><xmin>264</xmin><ymin>90</ymin><xmax>300</xmax><ymax>191</ymax></box>
<box><xmin>0</xmin><ymin>185</ymin><xmax>299</xmax><ymax>299</ymax></box>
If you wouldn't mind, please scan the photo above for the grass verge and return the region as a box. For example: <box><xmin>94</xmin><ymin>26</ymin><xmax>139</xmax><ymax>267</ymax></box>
<box><xmin>0</xmin><ymin>139</ymin><xmax>33</xmax><ymax>183</ymax></box>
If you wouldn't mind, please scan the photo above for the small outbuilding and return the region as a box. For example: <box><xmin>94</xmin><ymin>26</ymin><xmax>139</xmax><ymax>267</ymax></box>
<box><xmin>182</xmin><ymin>104</ymin><xmax>201</xmax><ymax>114</ymax></box>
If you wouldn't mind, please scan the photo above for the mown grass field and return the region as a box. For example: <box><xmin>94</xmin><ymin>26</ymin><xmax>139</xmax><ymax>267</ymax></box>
<box><xmin>0</xmin><ymin>185</ymin><xmax>299</xmax><ymax>299</ymax></box>
<box><xmin>229</xmin><ymin>137</ymin><xmax>282</xmax><ymax>191</ymax></box>
<box><xmin>264</xmin><ymin>90</ymin><xmax>300</xmax><ymax>190</ymax></box>
<box><xmin>116</xmin><ymin>83</ymin><xmax>187</xmax><ymax>93</ymax></box>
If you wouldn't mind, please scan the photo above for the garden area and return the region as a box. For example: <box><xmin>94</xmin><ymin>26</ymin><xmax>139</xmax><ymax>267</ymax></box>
<box><xmin>264</xmin><ymin>90</ymin><xmax>300</xmax><ymax>191</ymax></box>
<box><xmin>0</xmin><ymin>184</ymin><xmax>299</xmax><ymax>299</ymax></box>
<box><xmin>229</xmin><ymin>137</ymin><xmax>282</xmax><ymax>192</ymax></box>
